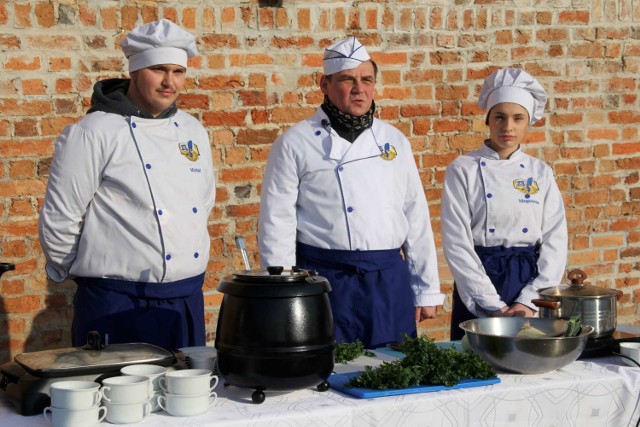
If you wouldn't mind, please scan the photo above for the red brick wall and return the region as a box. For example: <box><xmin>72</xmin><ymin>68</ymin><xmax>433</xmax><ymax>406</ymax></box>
<box><xmin>0</xmin><ymin>0</ymin><xmax>639</xmax><ymax>362</ymax></box>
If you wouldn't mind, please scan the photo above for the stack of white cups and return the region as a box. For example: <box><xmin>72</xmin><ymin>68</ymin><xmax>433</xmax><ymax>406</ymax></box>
<box><xmin>158</xmin><ymin>369</ymin><xmax>218</xmax><ymax>417</ymax></box>
<box><xmin>120</xmin><ymin>364</ymin><xmax>168</xmax><ymax>413</ymax></box>
<box><xmin>43</xmin><ymin>381</ymin><xmax>107</xmax><ymax>427</ymax></box>
<box><xmin>100</xmin><ymin>375</ymin><xmax>153</xmax><ymax>424</ymax></box>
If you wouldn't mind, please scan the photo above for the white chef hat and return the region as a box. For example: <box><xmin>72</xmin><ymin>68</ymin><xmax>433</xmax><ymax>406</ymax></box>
<box><xmin>121</xmin><ymin>19</ymin><xmax>198</xmax><ymax>72</ymax></box>
<box><xmin>323</xmin><ymin>36</ymin><xmax>371</xmax><ymax>76</ymax></box>
<box><xmin>478</xmin><ymin>68</ymin><xmax>547</xmax><ymax>125</ymax></box>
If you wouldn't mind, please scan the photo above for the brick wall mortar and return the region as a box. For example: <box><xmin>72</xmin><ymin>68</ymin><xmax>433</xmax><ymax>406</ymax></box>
<box><xmin>0</xmin><ymin>0</ymin><xmax>638</xmax><ymax>359</ymax></box>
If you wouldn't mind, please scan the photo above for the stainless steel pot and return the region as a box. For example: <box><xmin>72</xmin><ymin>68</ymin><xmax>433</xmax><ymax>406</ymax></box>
<box><xmin>531</xmin><ymin>269</ymin><xmax>622</xmax><ymax>339</ymax></box>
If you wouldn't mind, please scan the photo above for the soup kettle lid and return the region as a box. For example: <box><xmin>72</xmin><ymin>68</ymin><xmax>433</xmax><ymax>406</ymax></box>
<box><xmin>218</xmin><ymin>266</ymin><xmax>331</xmax><ymax>297</ymax></box>
<box><xmin>232</xmin><ymin>266</ymin><xmax>317</xmax><ymax>283</ymax></box>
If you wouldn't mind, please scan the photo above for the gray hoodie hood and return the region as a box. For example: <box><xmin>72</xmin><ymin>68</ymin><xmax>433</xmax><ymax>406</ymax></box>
<box><xmin>87</xmin><ymin>78</ymin><xmax>177</xmax><ymax>119</ymax></box>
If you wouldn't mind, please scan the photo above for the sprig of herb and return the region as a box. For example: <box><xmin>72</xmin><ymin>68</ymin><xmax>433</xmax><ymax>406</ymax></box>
<box><xmin>346</xmin><ymin>335</ymin><xmax>496</xmax><ymax>389</ymax></box>
<box><xmin>334</xmin><ymin>340</ymin><xmax>375</xmax><ymax>364</ymax></box>
<box><xmin>565</xmin><ymin>315</ymin><xmax>582</xmax><ymax>337</ymax></box>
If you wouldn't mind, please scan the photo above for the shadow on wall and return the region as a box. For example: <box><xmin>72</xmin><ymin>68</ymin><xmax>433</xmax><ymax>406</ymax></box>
<box><xmin>22</xmin><ymin>277</ymin><xmax>75</xmax><ymax>356</ymax></box>
<box><xmin>0</xmin><ymin>264</ymin><xmax>14</xmax><ymax>363</ymax></box>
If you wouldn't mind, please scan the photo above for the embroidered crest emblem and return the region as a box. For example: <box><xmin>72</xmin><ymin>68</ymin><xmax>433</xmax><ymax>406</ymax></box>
<box><xmin>380</xmin><ymin>142</ymin><xmax>397</xmax><ymax>161</ymax></box>
<box><xmin>513</xmin><ymin>177</ymin><xmax>539</xmax><ymax>195</ymax></box>
<box><xmin>179</xmin><ymin>140</ymin><xmax>200</xmax><ymax>162</ymax></box>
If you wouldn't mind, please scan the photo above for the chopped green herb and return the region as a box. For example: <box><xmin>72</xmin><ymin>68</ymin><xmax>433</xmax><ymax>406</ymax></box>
<box><xmin>565</xmin><ymin>315</ymin><xmax>582</xmax><ymax>337</ymax></box>
<box><xmin>345</xmin><ymin>334</ymin><xmax>496</xmax><ymax>389</ymax></box>
<box><xmin>334</xmin><ymin>340</ymin><xmax>375</xmax><ymax>364</ymax></box>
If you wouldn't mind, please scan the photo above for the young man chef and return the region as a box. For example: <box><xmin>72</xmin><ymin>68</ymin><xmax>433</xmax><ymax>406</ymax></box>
<box><xmin>258</xmin><ymin>37</ymin><xmax>444</xmax><ymax>349</ymax></box>
<box><xmin>441</xmin><ymin>68</ymin><xmax>568</xmax><ymax>340</ymax></box>
<box><xmin>38</xmin><ymin>19</ymin><xmax>216</xmax><ymax>349</ymax></box>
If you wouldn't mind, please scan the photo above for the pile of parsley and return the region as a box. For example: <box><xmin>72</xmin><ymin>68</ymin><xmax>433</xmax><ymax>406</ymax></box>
<box><xmin>345</xmin><ymin>335</ymin><xmax>496</xmax><ymax>389</ymax></box>
<box><xmin>334</xmin><ymin>340</ymin><xmax>375</xmax><ymax>364</ymax></box>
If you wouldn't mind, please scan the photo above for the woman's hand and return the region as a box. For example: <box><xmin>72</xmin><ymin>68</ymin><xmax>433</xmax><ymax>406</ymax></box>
<box><xmin>415</xmin><ymin>306</ymin><xmax>437</xmax><ymax>322</ymax></box>
<box><xmin>487</xmin><ymin>306</ymin><xmax>510</xmax><ymax>317</ymax></box>
<box><xmin>488</xmin><ymin>303</ymin><xmax>535</xmax><ymax>317</ymax></box>
<box><xmin>504</xmin><ymin>303</ymin><xmax>535</xmax><ymax>317</ymax></box>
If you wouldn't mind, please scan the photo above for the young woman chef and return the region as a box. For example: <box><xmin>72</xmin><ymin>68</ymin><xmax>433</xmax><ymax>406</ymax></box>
<box><xmin>441</xmin><ymin>68</ymin><xmax>568</xmax><ymax>340</ymax></box>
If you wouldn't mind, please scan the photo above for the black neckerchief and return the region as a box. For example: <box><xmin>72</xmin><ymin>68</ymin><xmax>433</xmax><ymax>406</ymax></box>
<box><xmin>321</xmin><ymin>96</ymin><xmax>375</xmax><ymax>143</ymax></box>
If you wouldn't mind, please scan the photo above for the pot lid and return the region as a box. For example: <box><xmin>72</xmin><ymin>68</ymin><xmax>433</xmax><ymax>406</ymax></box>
<box><xmin>14</xmin><ymin>342</ymin><xmax>175</xmax><ymax>378</ymax></box>
<box><xmin>538</xmin><ymin>269</ymin><xmax>620</xmax><ymax>298</ymax></box>
<box><xmin>232</xmin><ymin>266</ymin><xmax>316</xmax><ymax>283</ymax></box>
<box><xmin>218</xmin><ymin>266</ymin><xmax>331</xmax><ymax>297</ymax></box>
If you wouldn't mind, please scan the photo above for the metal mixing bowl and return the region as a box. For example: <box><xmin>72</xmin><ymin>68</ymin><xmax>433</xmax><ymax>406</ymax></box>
<box><xmin>459</xmin><ymin>317</ymin><xmax>594</xmax><ymax>374</ymax></box>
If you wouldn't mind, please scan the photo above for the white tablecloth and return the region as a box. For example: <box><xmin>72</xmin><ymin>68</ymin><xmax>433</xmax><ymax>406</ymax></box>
<box><xmin>1</xmin><ymin>351</ymin><xmax>639</xmax><ymax>427</ymax></box>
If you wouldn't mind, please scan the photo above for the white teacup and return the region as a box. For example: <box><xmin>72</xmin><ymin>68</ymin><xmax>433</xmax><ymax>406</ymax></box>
<box><xmin>187</xmin><ymin>352</ymin><xmax>217</xmax><ymax>372</ymax></box>
<box><xmin>159</xmin><ymin>369</ymin><xmax>218</xmax><ymax>395</ymax></box>
<box><xmin>103</xmin><ymin>399</ymin><xmax>151</xmax><ymax>424</ymax></box>
<box><xmin>157</xmin><ymin>390</ymin><xmax>217</xmax><ymax>417</ymax></box>
<box><xmin>43</xmin><ymin>405</ymin><xmax>107</xmax><ymax>427</ymax></box>
<box><xmin>120</xmin><ymin>364</ymin><xmax>167</xmax><ymax>390</ymax></box>
<box><xmin>49</xmin><ymin>380</ymin><xmax>102</xmax><ymax>410</ymax></box>
<box><xmin>620</xmin><ymin>342</ymin><xmax>640</xmax><ymax>367</ymax></box>
<box><xmin>101</xmin><ymin>375</ymin><xmax>153</xmax><ymax>403</ymax></box>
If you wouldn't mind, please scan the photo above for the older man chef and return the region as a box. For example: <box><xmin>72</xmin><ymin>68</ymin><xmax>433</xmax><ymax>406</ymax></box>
<box><xmin>441</xmin><ymin>68</ymin><xmax>568</xmax><ymax>340</ymax></box>
<box><xmin>39</xmin><ymin>19</ymin><xmax>216</xmax><ymax>349</ymax></box>
<box><xmin>258</xmin><ymin>37</ymin><xmax>444</xmax><ymax>349</ymax></box>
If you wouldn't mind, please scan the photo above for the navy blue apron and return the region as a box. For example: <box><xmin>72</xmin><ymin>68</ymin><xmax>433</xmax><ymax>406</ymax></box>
<box><xmin>450</xmin><ymin>245</ymin><xmax>539</xmax><ymax>340</ymax></box>
<box><xmin>296</xmin><ymin>242</ymin><xmax>415</xmax><ymax>349</ymax></box>
<box><xmin>72</xmin><ymin>273</ymin><xmax>206</xmax><ymax>349</ymax></box>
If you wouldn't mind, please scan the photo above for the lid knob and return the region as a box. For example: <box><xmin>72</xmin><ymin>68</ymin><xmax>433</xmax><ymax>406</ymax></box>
<box><xmin>266</xmin><ymin>266</ymin><xmax>284</xmax><ymax>275</ymax></box>
<box><xmin>567</xmin><ymin>269</ymin><xmax>587</xmax><ymax>286</ymax></box>
<box><xmin>82</xmin><ymin>331</ymin><xmax>103</xmax><ymax>351</ymax></box>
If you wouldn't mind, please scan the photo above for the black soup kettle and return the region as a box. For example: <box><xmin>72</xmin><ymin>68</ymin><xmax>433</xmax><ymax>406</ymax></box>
<box><xmin>214</xmin><ymin>266</ymin><xmax>335</xmax><ymax>404</ymax></box>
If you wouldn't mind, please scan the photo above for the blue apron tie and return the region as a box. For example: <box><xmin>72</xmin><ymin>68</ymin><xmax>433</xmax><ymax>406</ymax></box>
<box><xmin>296</xmin><ymin>242</ymin><xmax>415</xmax><ymax>349</ymax></box>
<box><xmin>450</xmin><ymin>245</ymin><xmax>539</xmax><ymax>340</ymax></box>
<box><xmin>72</xmin><ymin>273</ymin><xmax>206</xmax><ymax>349</ymax></box>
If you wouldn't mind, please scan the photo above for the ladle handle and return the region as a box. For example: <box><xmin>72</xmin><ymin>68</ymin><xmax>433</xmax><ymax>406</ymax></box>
<box><xmin>235</xmin><ymin>236</ymin><xmax>251</xmax><ymax>271</ymax></box>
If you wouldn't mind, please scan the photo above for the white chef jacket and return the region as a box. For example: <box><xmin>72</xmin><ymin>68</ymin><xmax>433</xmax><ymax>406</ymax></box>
<box><xmin>258</xmin><ymin>107</ymin><xmax>444</xmax><ymax>307</ymax></box>
<box><xmin>441</xmin><ymin>142</ymin><xmax>568</xmax><ymax>316</ymax></box>
<box><xmin>39</xmin><ymin>110</ymin><xmax>216</xmax><ymax>283</ymax></box>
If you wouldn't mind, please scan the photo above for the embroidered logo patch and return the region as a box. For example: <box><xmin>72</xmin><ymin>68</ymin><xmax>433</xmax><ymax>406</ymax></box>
<box><xmin>513</xmin><ymin>177</ymin><xmax>539</xmax><ymax>195</ymax></box>
<box><xmin>179</xmin><ymin>140</ymin><xmax>200</xmax><ymax>162</ymax></box>
<box><xmin>380</xmin><ymin>142</ymin><xmax>397</xmax><ymax>161</ymax></box>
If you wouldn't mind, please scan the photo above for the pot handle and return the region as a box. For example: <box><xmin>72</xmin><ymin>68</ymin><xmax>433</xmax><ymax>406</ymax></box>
<box><xmin>531</xmin><ymin>298</ymin><xmax>560</xmax><ymax>310</ymax></box>
<box><xmin>616</xmin><ymin>289</ymin><xmax>623</xmax><ymax>301</ymax></box>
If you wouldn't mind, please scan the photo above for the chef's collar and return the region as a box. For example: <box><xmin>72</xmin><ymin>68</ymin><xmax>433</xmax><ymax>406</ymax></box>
<box><xmin>481</xmin><ymin>139</ymin><xmax>522</xmax><ymax>160</ymax></box>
